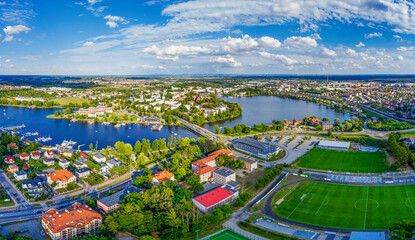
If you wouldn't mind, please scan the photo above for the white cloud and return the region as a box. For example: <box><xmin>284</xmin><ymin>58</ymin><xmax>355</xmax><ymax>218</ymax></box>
<box><xmin>393</xmin><ymin>35</ymin><xmax>402</xmax><ymax>39</ymax></box>
<box><xmin>397</xmin><ymin>46</ymin><xmax>415</xmax><ymax>51</ymax></box>
<box><xmin>284</xmin><ymin>36</ymin><xmax>318</xmax><ymax>47</ymax></box>
<box><xmin>83</xmin><ymin>41</ymin><xmax>95</xmax><ymax>47</ymax></box>
<box><xmin>309</xmin><ymin>33</ymin><xmax>322</xmax><ymax>40</ymax></box>
<box><xmin>104</xmin><ymin>15</ymin><xmax>127</xmax><ymax>28</ymax></box>
<box><xmin>345</xmin><ymin>48</ymin><xmax>358</xmax><ymax>56</ymax></box>
<box><xmin>321</xmin><ymin>47</ymin><xmax>337</xmax><ymax>57</ymax></box>
<box><xmin>210</xmin><ymin>55</ymin><xmax>242</xmax><ymax>67</ymax></box>
<box><xmin>364</xmin><ymin>32</ymin><xmax>382</xmax><ymax>38</ymax></box>
<box><xmin>136</xmin><ymin>64</ymin><xmax>165</xmax><ymax>70</ymax></box>
<box><xmin>259</xmin><ymin>52</ymin><xmax>297</xmax><ymax>65</ymax></box>
<box><xmin>257</xmin><ymin>36</ymin><xmax>281</xmax><ymax>49</ymax></box>
<box><xmin>397</xmin><ymin>55</ymin><xmax>404</xmax><ymax>61</ymax></box>
<box><xmin>5</xmin><ymin>59</ymin><xmax>11</xmax><ymax>63</ymax></box>
<box><xmin>87</xmin><ymin>0</ymin><xmax>103</xmax><ymax>5</ymax></box>
<box><xmin>4</xmin><ymin>25</ymin><xmax>30</xmax><ymax>35</ymax></box>
<box><xmin>356</xmin><ymin>42</ymin><xmax>365</xmax><ymax>47</ymax></box>
<box><xmin>143</xmin><ymin>45</ymin><xmax>212</xmax><ymax>60</ymax></box>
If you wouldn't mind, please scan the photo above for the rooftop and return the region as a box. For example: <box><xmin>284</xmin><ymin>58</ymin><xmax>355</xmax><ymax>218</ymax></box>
<box><xmin>193</xmin><ymin>186</ymin><xmax>236</xmax><ymax>208</ymax></box>
<box><xmin>214</xmin><ymin>168</ymin><xmax>235</xmax><ymax>177</ymax></box>
<box><xmin>318</xmin><ymin>140</ymin><xmax>350</xmax><ymax>148</ymax></box>
<box><xmin>47</xmin><ymin>169</ymin><xmax>75</xmax><ymax>183</ymax></box>
<box><xmin>153</xmin><ymin>170</ymin><xmax>174</xmax><ymax>183</ymax></box>
<box><xmin>194</xmin><ymin>165</ymin><xmax>216</xmax><ymax>176</ymax></box>
<box><xmin>42</xmin><ymin>202</ymin><xmax>102</xmax><ymax>234</ymax></box>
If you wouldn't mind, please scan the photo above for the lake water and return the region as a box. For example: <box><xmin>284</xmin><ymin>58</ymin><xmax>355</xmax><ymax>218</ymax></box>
<box><xmin>203</xmin><ymin>96</ymin><xmax>351</xmax><ymax>131</ymax></box>
<box><xmin>0</xmin><ymin>106</ymin><xmax>198</xmax><ymax>150</ymax></box>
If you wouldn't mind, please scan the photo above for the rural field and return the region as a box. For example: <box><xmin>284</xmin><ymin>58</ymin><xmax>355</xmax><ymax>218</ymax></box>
<box><xmin>296</xmin><ymin>148</ymin><xmax>386</xmax><ymax>173</ymax></box>
<box><xmin>274</xmin><ymin>182</ymin><xmax>415</xmax><ymax>230</ymax></box>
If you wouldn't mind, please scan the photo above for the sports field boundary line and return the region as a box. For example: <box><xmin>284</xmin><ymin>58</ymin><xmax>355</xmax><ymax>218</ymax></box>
<box><xmin>287</xmin><ymin>182</ymin><xmax>316</xmax><ymax>219</ymax></box>
<box><xmin>315</xmin><ymin>190</ymin><xmax>330</xmax><ymax>215</ymax></box>
<box><xmin>209</xmin><ymin>232</ymin><xmax>241</xmax><ymax>240</ymax></box>
<box><xmin>363</xmin><ymin>186</ymin><xmax>369</xmax><ymax>230</ymax></box>
<box><xmin>406</xmin><ymin>191</ymin><xmax>415</xmax><ymax>216</ymax></box>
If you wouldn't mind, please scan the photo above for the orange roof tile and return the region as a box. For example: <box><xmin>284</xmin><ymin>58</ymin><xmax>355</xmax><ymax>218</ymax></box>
<box><xmin>42</xmin><ymin>202</ymin><xmax>102</xmax><ymax>234</ymax></box>
<box><xmin>194</xmin><ymin>165</ymin><xmax>216</xmax><ymax>176</ymax></box>
<box><xmin>47</xmin><ymin>169</ymin><xmax>75</xmax><ymax>183</ymax></box>
<box><xmin>153</xmin><ymin>170</ymin><xmax>174</xmax><ymax>183</ymax></box>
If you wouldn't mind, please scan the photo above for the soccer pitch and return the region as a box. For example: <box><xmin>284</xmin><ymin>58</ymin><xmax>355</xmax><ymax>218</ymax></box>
<box><xmin>274</xmin><ymin>182</ymin><xmax>415</xmax><ymax>230</ymax></box>
<box><xmin>296</xmin><ymin>148</ymin><xmax>386</xmax><ymax>173</ymax></box>
<box><xmin>208</xmin><ymin>230</ymin><xmax>250</xmax><ymax>240</ymax></box>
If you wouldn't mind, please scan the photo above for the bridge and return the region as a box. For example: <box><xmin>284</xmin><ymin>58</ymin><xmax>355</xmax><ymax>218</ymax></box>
<box><xmin>178</xmin><ymin>118</ymin><xmax>227</xmax><ymax>140</ymax></box>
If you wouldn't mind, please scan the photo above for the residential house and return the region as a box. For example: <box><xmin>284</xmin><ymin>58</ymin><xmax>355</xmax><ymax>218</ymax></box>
<box><xmin>30</xmin><ymin>151</ymin><xmax>41</xmax><ymax>160</ymax></box>
<box><xmin>106</xmin><ymin>158</ymin><xmax>122</xmax><ymax>168</ymax></box>
<box><xmin>74</xmin><ymin>158</ymin><xmax>88</xmax><ymax>169</ymax></box>
<box><xmin>152</xmin><ymin>170</ymin><xmax>175</xmax><ymax>186</ymax></box>
<box><xmin>14</xmin><ymin>171</ymin><xmax>28</xmax><ymax>181</ymax></box>
<box><xmin>93</xmin><ymin>153</ymin><xmax>106</xmax><ymax>163</ymax></box>
<box><xmin>4</xmin><ymin>156</ymin><xmax>15</xmax><ymax>164</ymax></box>
<box><xmin>74</xmin><ymin>168</ymin><xmax>91</xmax><ymax>178</ymax></box>
<box><xmin>7</xmin><ymin>164</ymin><xmax>19</xmax><ymax>174</ymax></box>
<box><xmin>322</xmin><ymin>121</ymin><xmax>334</xmax><ymax>130</ymax></box>
<box><xmin>100</xmin><ymin>163</ymin><xmax>110</xmax><ymax>173</ymax></box>
<box><xmin>44</xmin><ymin>150</ymin><xmax>56</xmax><ymax>159</ymax></box>
<box><xmin>80</xmin><ymin>152</ymin><xmax>89</xmax><ymax>158</ymax></box>
<box><xmin>47</xmin><ymin>169</ymin><xmax>76</xmax><ymax>190</ymax></box>
<box><xmin>19</xmin><ymin>153</ymin><xmax>30</xmax><ymax>161</ymax></box>
<box><xmin>22</xmin><ymin>177</ymin><xmax>44</xmax><ymax>198</ymax></box>
<box><xmin>58</xmin><ymin>159</ymin><xmax>70</xmax><ymax>169</ymax></box>
<box><xmin>43</xmin><ymin>158</ymin><xmax>55</xmax><ymax>166</ymax></box>
<box><xmin>404</xmin><ymin>137</ymin><xmax>415</xmax><ymax>146</ymax></box>
<box><xmin>97</xmin><ymin>186</ymin><xmax>141</xmax><ymax>214</ymax></box>
<box><xmin>7</xmin><ymin>143</ymin><xmax>18</xmax><ymax>152</ymax></box>
<box><xmin>213</xmin><ymin>168</ymin><xmax>236</xmax><ymax>185</ymax></box>
<box><xmin>193</xmin><ymin>165</ymin><xmax>216</xmax><ymax>182</ymax></box>
<box><xmin>62</xmin><ymin>149</ymin><xmax>74</xmax><ymax>158</ymax></box>
<box><xmin>41</xmin><ymin>203</ymin><xmax>102</xmax><ymax>240</ymax></box>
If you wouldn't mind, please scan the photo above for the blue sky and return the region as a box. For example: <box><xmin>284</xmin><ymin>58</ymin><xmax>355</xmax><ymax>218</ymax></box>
<box><xmin>1</xmin><ymin>0</ymin><xmax>415</xmax><ymax>75</ymax></box>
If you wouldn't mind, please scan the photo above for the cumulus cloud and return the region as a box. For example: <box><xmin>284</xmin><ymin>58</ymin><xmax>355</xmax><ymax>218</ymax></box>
<box><xmin>356</xmin><ymin>42</ymin><xmax>365</xmax><ymax>47</ymax></box>
<box><xmin>5</xmin><ymin>59</ymin><xmax>11</xmax><ymax>63</ymax></box>
<box><xmin>364</xmin><ymin>32</ymin><xmax>382</xmax><ymax>38</ymax></box>
<box><xmin>143</xmin><ymin>45</ymin><xmax>212</xmax><ymax>61</ymax></box>
<box><xmin>4</xmin><ymin>25</ymin><xmax>30</xmax><ymax>35</ymax></box>
<box><xmin>345</xmin><ymin>48</ymin><xmax>358</xmax><ymax>56</ymax></box>
<box><xmin>397</xmin><ymin>46</ymin><xmax>415</xmax><ymax>51</ymax></box>
<box><xmin>257</xmin><ymin>36</ymin><xmax>282</xmax><ymax>48</ymax></box>
<box><xmin>259</xmin><ymin>52</ymin><xmax>297</xmax><ymax>65</ymax></box>
<box><xmin>210</xmin><ymin>55</ymin><xmax>242</xmax><ymax>67</ymax></box>
<box><xmin>397</xmin><ymin>55</ymin><xmax>404</xmax><ymax>61</ymax></box>
<box><xmin>87</xmin><ymin>0</ymin><xmax>103</xmax><ymax>5</ymax></box>
<box><xmin>283</xmin><ymin>36</ymin><xmax>318</xmax><ymax>47</ymax></box>
<box><xmin>104</xmin><ymin>15</ymin><xmax>127</xmax><ymax>28</ymax></box>
<box><xmin>321</xmin><ymin>47</ymin><xmax>337</xmax><ymax>57</ymax></box>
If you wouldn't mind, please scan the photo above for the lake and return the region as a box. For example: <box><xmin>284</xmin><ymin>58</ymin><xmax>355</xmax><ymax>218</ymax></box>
<box><xmin>203</xmin><ymin>96</ymin><xmax>351</xmax><ymax>131</ymax></box>
<box><xmin>0</xmin><ymin>106</ymin><xmax>198</xmax><ymax>150</ymax></box>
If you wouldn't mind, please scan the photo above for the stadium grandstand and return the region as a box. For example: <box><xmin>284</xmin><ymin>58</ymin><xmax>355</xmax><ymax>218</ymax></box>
<box><xmin>231</xmin><ymin>137</ymin><xmax>280</xmax><ymax>159</ymax></box>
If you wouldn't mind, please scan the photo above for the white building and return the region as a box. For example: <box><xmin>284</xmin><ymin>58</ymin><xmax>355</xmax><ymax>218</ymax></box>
<box><xmin>317</xmin><ymin>140</ymin><xmax>350</xmax><ymax>150</ymax></box>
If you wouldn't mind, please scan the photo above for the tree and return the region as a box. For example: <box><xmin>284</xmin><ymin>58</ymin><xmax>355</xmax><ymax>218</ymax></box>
<box><xmin>215</xmin><ymin>125</ymin><xmax>221</xmax><ymax>134</ymax></box>
<box><xmin>328</xmin><ymin>129</ymin><xmax>333</xmax><ymax>136</ymax></box>
<box><xmin>315</xmin><ymin>124</ymin><xmax>323</xmax><ymax>131</ymax></box>
<box><xmin>137</xmin><ymin>153</ymin><xmax>147</xmax><ymax>168</ymax></box>
<box><xmin>134</xmin><ymin>140</ymin><xmax>142</xmax><ymax>153</ymax></box>
<box><xmin>334</xmin><ymin>118</ymin><xmax>341</xmax><ymax>126</ymax></box>
<box><xmin>89</xmin><ymin>143</ymin><xmax>94</xmax><ymax>152</ymax></box>
<box><xmin>185</xmin><ymin>175</ymin><xmax>204</xmax><ymax>192</ymax></box>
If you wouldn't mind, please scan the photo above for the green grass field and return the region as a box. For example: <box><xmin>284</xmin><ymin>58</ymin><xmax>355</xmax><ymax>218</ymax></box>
<box><xmin>296</xmin><ymin>148</ymin><xmax>386</xmax><ymax>173</ymax></box>
<box><xmin>275</xmin><ymin>182</ymin><xmax>415</xmax><ymax>230</ymax></box>
<box><xmin>208</xmin><ymin>230</ymin><xmax>250</xmax><ymax>240</ymax></box>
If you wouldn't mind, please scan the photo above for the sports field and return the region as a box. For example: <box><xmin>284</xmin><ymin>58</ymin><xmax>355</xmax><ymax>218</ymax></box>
<box><xmin>208</xmin><ymin>230</ymin><xmax>250</xmax><ymax>240</ymax></box>
<box><xmin>296</xmin><ymin>148</ymin><xmax>386</xmax><ymax>173</ymax></box>
<box><xmin>274</xmin><ymin>181</ymin><xmax>415</xmax><ymax>230</ymax></box>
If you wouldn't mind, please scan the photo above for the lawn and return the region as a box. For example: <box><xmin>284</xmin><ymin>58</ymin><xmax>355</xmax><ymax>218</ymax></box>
<box><xmin>208</xmin><ymin>230</ymin><xmax>250</xmax><ymax>240</ymax></box>
<box><xmin>274</xmin><ymin>181</ymin><xmax>415</xmax><ymax>230</ymax></box>
<box><xmin>52</xmin><ymin>98</ymin><xmax>90</xmax><ymax>106</ymax></box>
<box><xmin>296</xmin><ymin>148</ymin><xmax>386</xmax><ymax>173</ymax></box>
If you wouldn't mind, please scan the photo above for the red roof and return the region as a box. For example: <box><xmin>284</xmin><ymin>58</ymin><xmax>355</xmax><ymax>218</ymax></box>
<box><xmin>193</xmin><ymin>187</ymin><xmax>234</xmax><ymax>207</ymax></box>
<box><xmin>20</xmin><ymin>153</ymin><xmax>30</xmax><ymax>158</ymax></box>
<box><xmin>80</xmin><ymin>152</ymin><xmax>88</xmax><ymax>158</ymax></box>
<box><xmin>7</xmin><ymin>143</ymin><xmax>18</xmax><ymax>149</ymax></box>
<box><xmin>194</xmin><ymin>165</ymin><xmax>216</xmax><ymax>176</ymax></box>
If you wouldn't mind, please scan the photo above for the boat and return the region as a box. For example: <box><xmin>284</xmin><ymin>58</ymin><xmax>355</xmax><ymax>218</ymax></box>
<box><xmin>103</xmin><ymin>122</ymin><xmax>110</xmax><ymax>126</ymax></box>
<box><xmin>151</xmin><ymin>124</ymin><xmax>163</xmax><ymax>131</ymax></box>
<box><xmin>121</xmin><ymin>122</ymin><xmax>127</xmax><ymax>126</ymax></box>
<box><xmin>114</xmin><ymin>123</ymin><xmax>121</xmax><ymax>128</ymax></box>
<box><xmin>70</xmin><ymin>119</ymin><xmax>78</xmax><ymax>122</ymax></box>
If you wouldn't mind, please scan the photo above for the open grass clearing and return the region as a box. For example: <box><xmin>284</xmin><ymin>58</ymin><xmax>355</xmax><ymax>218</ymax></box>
<box><xmin>296</xmin><ymin>148</ymin><xmax>387</xmax><ymax>173</ymax></box>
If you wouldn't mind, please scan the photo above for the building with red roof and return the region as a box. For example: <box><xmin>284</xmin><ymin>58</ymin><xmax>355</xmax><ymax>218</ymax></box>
<box><xmin>192</xmin><ymin>186</ymin><xmax>239</xmax><ymax>213</ymax></box>
<box><xmin>4</xmin><ymin>156</ymin><xmax>15</xmax><ymax>164</ymax></box>
<box><xmin>193</xmin><ymin>165</ymin><xmax>216</xmax><ymax>182</ymax></box>
<box><xmin>192</xmin><ymin>149</ymin><xmax>235</xmax><ymax>182</ymax></box>
<box><xmin>30</xmin><ymin>151</ymin><xmax>41</xmax><ymax>160</ymax></box>
<box><xmin>7</xmin><ymin>143</ymin><xmax>18</xmax><ymax>152</ymax></box>
<box><xmin>152</xmin><ymin>170</ymin><xmax>175</xmax><ymax>186</ymax></box>
<box><xmin>79</xmin><ymin>152</ymin><xmax>89</xmax><ymax>158</ymax></box>
<box><xmin>19</xmin><ymin>153</ymin><xmax>30</xmax><ymax>161</ymax></box>
<box><xmin>41</xmin><ymin>202</ymin><xmax>102</xmax><ymax>240</ymax></box>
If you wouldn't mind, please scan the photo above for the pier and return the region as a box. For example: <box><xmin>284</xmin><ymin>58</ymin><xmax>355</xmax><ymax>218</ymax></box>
<box><xmin>0</xmin><ymin>124</ymin><xmax>26</xmax><ymax>131</ymax></box>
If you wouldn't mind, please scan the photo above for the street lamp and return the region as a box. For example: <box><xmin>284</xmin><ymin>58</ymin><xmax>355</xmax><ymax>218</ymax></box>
<box><xmin>195</xmin><ymin>229</ymin><xmax>200</xmax><ymax>240</ymax></box>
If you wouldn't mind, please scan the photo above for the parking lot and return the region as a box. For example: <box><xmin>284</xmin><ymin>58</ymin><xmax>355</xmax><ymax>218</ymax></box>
<box><xmin>1</xmin><ymin>219</ymin><xmax>44</xmax><ymax>240</ymax></box>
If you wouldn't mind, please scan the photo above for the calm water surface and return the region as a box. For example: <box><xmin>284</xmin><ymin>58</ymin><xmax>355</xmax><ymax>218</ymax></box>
<box><xmin>0</xmin><ymin>106</ymin><xmax>197</xmax><ymax>150</ymax></box>
<box><xmin>203</xmin><ymin>96</ymin><xmax>351</xmax><ymax>131</ymax></box>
